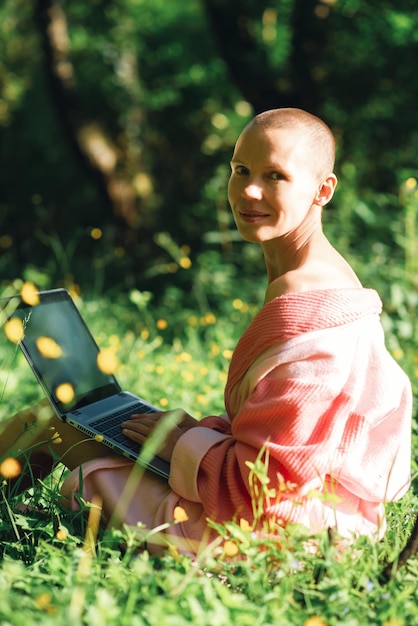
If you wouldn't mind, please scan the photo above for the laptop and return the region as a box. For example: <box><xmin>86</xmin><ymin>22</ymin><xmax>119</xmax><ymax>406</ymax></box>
<box><xmin>2</xmin><ymin>288</ymin><xmax>170</xmax><ymax>479</ymax></box>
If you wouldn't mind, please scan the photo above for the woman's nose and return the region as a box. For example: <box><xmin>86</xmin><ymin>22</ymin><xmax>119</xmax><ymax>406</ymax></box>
<box><xmin>243</xmin><ymin>183</ymin><xmax>263</xmax><ymax>200</ymax></box>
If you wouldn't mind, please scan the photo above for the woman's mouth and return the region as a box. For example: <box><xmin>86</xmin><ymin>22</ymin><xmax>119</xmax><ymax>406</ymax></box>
<box><xmin>238</xmin><ymin>211</ymin><xmax>269</xmax><ymax>222</ymax></box>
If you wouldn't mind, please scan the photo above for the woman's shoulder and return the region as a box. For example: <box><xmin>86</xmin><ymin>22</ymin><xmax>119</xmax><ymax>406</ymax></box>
<box><xmin>265</xmin><ymin>261</ymin><xmax>362</xmax><ymax>303</ymax></box>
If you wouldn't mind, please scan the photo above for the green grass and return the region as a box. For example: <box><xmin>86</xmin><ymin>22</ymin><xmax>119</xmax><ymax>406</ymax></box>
<box><xmin>1</xmin><ymin>285</ymin><xmax>417</xmax><ymax>626</ymax></box>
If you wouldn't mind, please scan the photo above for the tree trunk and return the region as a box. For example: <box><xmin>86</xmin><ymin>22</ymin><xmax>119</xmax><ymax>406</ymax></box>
<box><xmin>33</xmin><ymin>0</ymin><xmax>140</xmax><ymax>240</ymax></box>
<box><xmin>202</xmin><ymin>0</ymin><xmax>330</xmax><ymax>115</ymax></box>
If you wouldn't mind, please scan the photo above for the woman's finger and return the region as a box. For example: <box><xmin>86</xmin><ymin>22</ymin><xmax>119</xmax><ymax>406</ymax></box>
<box><xmin>121</xmin><ymin>419</ymin><xmax>152</xmax><ymax>441</ymax></box>
<box><xmin>128</xmin><ymin>413</ymin><xmax>164</xmax><ymax>425</ymax></box>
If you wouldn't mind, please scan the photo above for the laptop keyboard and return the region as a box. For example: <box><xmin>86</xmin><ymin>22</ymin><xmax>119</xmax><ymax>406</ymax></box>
<box><xmin>90</xmin><ymin>402</ymin><xmax>157</xmax><ymax>450</ymax></box>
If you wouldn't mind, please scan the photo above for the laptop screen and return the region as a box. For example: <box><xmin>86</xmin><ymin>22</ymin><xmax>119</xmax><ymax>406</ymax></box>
<box><xmin>8</xmin><ymin>289</ymin><xmax>121</xmax><ymax>415</ymax></box>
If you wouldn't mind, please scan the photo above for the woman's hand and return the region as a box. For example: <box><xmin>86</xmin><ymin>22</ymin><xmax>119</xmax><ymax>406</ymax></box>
<box><xmin>121</xmin><ymin>409</ymin><xmax>197</xmax><ymax>463</ymax></box>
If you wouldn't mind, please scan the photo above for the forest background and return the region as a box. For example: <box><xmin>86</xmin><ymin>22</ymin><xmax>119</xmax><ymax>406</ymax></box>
<box><xmin>0</xmin><ymin>0</ymin><xmax>418</xmax><ymax>404</ymax></box>
<box><xmin>1</xmin><ymin>0</ymin><xmax>417</xmax><ymax>300</ymax></box>
<box><xmin>2</xmin><ymin>0</ymin><xmax>417</xmax><ymax>397</ymax></box>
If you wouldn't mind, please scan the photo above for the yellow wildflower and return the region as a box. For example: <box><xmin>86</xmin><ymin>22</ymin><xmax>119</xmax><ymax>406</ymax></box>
<box><xmin>4</xmin><ymin>318</ymin><xmax>24</xmax><ymax>344</ymax></box>
<box><xmin>56</xmin><ymin>527</ymin><xmax>69</xmax><ymax>541</ymax></box>
<box><xmin>202</xmin><ymin>312</ymin><xmax>216</xmax><ymax>325</ymax></box>
<box><xmin>97</xmin><ymin>348</ymin><xmax>119</xmax><ymax>374</ymax></box>
<box><xmin>156</xmin><ymin>319</ymin><xmax>168</xmax><ymax>330</ymax></box>
<box><xmin>21</xmin><ymin>281</ymin><xmax>40</xmax><ymax>306</ymax></box>
<box><xmin>223</xmin><ymin>540</ymin><xmax>239</xmax><ymax>557</ymax></box>
<box><xmin>0</xmin><ymin>457</ymin><xmax>22</xmax><ymax>479</ymax></box>
<box><xmin>108</xmin><ymin>334</ymin><xmax>121</xmax><ymax>347</ymax></box>
<box><xmin>173</xmin><ymin>506</ymin><xmax>189</xmax><ymax>522</ymax></box>
<box><xmin>239</xmin><ymin>518</ymin><xmax>253</xmax><ymax>532</ymax></box>
<box><xmin>231</xmin><ymin>298</ymin><xmax>249</xmax><ymax>312</ymax></box>
<box><xmin>179</xmin><ymin>257</ymin><xmax>192</xmax><ymax>269</ymax></box>
<box><xmin>90</xmin><ymin>227</ymin><xmax>102</xmax><ymax>240</ymax></box>
<box><xmin>51</xmin><ymin>431</ymin><xmax>63</xmax><ymax>445</ymax></box>
<box><xmin>232</xmin><ymin>298</ymin><xmax>243</xmax><ymax>310</ymax></box>
<box><xmin>36</xmin><ymin>336</ymin><xmax>62</xmax><ymax>359</ymax></box>
<box><xmin>404</xmin><ymin>177</ymin><xmax>417</xmax><ymax>190</ymax></box>
<box><xmin>35</xmin><ymin>592</ymin><xmax>55</xmax><ymax>615</ymax></box>
<box><xmin>56</xmin><ymin>383</ymin><xmax>75</xmax><ymax>404</ymax></box>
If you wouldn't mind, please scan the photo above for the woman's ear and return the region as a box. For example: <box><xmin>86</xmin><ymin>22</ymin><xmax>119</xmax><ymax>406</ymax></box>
<box><xmin>315</xmin><ymin>173</ymin><xmax>338</xmax><ymax>206</ymax></box>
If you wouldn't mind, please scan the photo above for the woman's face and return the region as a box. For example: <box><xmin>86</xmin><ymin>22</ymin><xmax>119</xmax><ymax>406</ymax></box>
<box><xmin>228</xmin><ymin>124</ymin><xmax>322</xmax><ymax>244</ymax></box>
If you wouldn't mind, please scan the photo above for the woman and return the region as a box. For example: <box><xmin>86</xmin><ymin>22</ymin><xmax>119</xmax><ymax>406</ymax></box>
<box><xmin>2</xmin><ymin>108</ymin><xmax>412</xmax><ymax>556</ymax></box>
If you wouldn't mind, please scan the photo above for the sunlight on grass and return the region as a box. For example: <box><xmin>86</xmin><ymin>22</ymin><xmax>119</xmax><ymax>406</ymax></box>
<box><xmin>0</xmin><ymin>285</ymin><xmax>417</xmax><ymax>625</ymax></box>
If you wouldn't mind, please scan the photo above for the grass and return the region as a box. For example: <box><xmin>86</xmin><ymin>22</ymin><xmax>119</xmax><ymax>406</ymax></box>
<box><xmin>0</xmin><ymin>282</ymin><xmax>417</xmax><ymax>626</ymax></box>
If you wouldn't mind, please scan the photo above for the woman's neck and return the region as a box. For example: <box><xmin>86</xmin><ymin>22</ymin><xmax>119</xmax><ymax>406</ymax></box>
<box><xmin>262</xmin><ymin>210</ymin><xmax>326</xmax><ymax>284</ymax></box>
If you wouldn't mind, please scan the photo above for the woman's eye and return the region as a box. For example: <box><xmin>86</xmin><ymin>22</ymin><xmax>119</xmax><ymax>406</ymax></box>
<box><xmin>234</xmin><ymin>165</ymin><xmax>249</xmax><ymax>176</ymax></box>
<box><xmin>270</xmin><ymin>172</ymin><xmax>283</xmax><ymax>181</ymax></box>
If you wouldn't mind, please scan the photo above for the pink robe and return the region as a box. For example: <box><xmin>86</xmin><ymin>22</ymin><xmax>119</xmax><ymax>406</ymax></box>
<box><xmin>61</xmin><ymin>289</ymin><xmax>412</xmax><ymax>555</ymax></box>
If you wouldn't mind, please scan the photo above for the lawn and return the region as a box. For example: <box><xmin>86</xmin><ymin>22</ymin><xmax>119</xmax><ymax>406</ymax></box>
<box><xmin>0</xmin><ymin>282</ymin><xmax>417</xmax><ymax>626</ymax></box>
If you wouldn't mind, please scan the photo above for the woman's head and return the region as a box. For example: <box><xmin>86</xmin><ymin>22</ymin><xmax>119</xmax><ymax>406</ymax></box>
<box><xmin>247</xmin><ymin>108</ymin><xmax>336</xmax><ymax>182</ymax></box>
<box><xmin>228</xmin><ymin>108</ymin><xmax>337</xmax><ymax>244</ymax></box>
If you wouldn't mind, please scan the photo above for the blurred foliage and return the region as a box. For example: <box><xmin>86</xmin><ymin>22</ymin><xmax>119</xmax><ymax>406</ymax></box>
<box><xmin>1</xmin><ymin>0</ymin><xmax>418</xmax><ymax>307</ymax></box>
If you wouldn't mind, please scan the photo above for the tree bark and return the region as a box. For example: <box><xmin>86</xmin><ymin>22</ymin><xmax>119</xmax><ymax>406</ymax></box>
<box><xmin>33</xmin><ymin>0</ymin><xmax>140</xmax><ymax>235</ymax></box>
